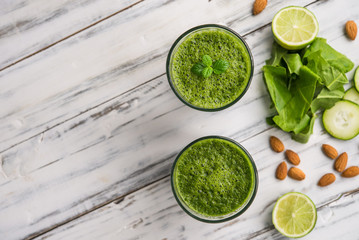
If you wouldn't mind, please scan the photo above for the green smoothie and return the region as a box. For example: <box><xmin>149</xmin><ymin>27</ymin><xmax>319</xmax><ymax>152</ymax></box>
<box><xmin>169</xmin><ymin>26</ymin><xmax>252</xmax><ymax>109</ymax></box>
<box><xmin>173</xmin><ymin>137</ymin><xmax>256</xmax><ymax>217</ymax></box>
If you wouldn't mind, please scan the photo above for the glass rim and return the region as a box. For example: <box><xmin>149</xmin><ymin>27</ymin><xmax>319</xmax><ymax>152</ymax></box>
<box><xmin>166</xmin><ymin>24</ymin><xmax>254</xmax><ymax>112</ymax></box>
<box><xmin>170</xmin><ymin>135</ymin><xmax>258</xmax><ymax>223</ymax></box>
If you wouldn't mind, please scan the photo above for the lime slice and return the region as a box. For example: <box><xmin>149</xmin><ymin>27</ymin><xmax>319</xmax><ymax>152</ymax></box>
<box><xmin>272</xmin><ymin>192</ymin><xmax>317</xmax><ymax>238</ymax></box>
<box><xmin>272</xmin><ymin>6</ymin><xmax>319</xmax><ymax>50</ymax></box>
<box><xmin>354</xmin><ymin>66</ymin><xmax>359</xmax><ymax>92</ymax></box>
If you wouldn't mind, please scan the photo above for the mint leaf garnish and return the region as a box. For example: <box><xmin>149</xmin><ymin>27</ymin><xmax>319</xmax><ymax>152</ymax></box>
<box><xmin>202</xmin><ymin>67</ymin><xmax>213</xmax><ymax>78</ymax></box>
<box><xmin>191</xmin><ymin>55</ymin><xmax>228</xmax><ymax>78</ymax></box>
<box><xmin>202</xmin><ymin>55</ymin><xmax>212</xmax><ymax>67</ymax></box>
<box><xmin>213</xmin><ymin>59</ymin><xmax>229</xmax><ymax>74</ymax></box>
<box><xmin>191</xmin><ymin>63</ymin><xmax>206</xmax><ymax>76</ymax></box>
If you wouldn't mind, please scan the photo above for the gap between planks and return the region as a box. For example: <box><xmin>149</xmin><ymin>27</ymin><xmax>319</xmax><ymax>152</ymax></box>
<box><xmin>30</xmin><ymin>175</ymin><xmax>359</xmax><ymax>240</ymax></box>
<box><xmin>25</xmin><ymin>174</ymin><xmax>169</xmax><ymax>240</ymax></box>
<box><xmin>0</xmin><ymin>73</ymin><xmax>165</xmax><ymax>155</ymax></box>
<box><xmin>6</xmin><ymin>0</ymin><xmax>323</xmax><ymax>238</ymax></box>
<box><xmin>244</xmin><ymin>187</ymin><xmax>359</xmax><ymax>239</ymax></box>
<box><xmin>0</xmin><ymin>0</ymin><xmax>320</xmax><ymax>73</ymax></box>
<box><xmin>0</xmin><ymin>0</ymin><xmax>320</xmax><ymax>155</ymax></box>
<box><xmin>0</xmin><ymin>0</ymin><xmax>145</xmax><ymax>72</ymax></box>
<box><xmin>27</xmin><ymin>126</ymin><xmax>273</xmax><ymax>239</ymax></box>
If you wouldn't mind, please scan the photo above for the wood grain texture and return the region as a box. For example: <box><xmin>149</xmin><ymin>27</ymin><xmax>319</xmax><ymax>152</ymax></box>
<box><xmin>0</xmin><ymin>0</ymin><xmax>315</xmax><ymax>153</ymax></box>
<box><xmin>0</xmin><ymin>0</ymin><xmax>141</xmax><ymax>70</ymax></box>
<box><xmin>35</xmin><ymin>178</ymin><xmax>359</xmax><ymax>240</ymax></box>
<box><xmin>0</xmin><ymin>0</ymin><xmax>358</xmax><ymax>239</ymax></box>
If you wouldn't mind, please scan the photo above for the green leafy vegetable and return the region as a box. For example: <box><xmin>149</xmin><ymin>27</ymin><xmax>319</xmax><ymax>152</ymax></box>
<box><xmin>283</xmin><ymin>53</ymin><xmax>303</xmax><ymax>75</ymax></box>
<box><xmin>266</xmin><ymin>42</ymin><xmax>287</xmax><ymax>66</ymax></box>
<box><xmin>292</xmin><ymin>114</ymin><xmax>311</xmax><ymax>134</ymax></box>
<box><xmin>263</xmin><ymin>66</ymin><xmax>317</xmax><ymax>133</ymax></box>
<box><xmin>311</xmin><ymin>88</ymin><xmax>344</xmax><ymax>113</ymax></box>
<box><xmin>263</xmin><ymin>38</ymin><xmax>353</xmax><ymax>143</ymax></box>
<box><xmin>266</xmin><ymin>66</ymin><xmax>318</xmax><ymax>132</ymax></box>
<box><xmin>306</xmin><ymin>51</ymin><xmax>348</xmax><ymax>90</ymax></box>
<box><xmin>263</xmin><ymin>66</ymin><xmax>290</xmax><ymax>112</ymax></box>
<box><xmin>266</xmin><ymin>116</ymin><xmax>276</xmax><ymax>126</ymax></box>
<box><xmin>303</xmin><ymin>38</ymin><xmax>354</xmax><ymax>73</ymax></box>
<box><xmin>291</xmin><ymin>114</ymin><xmax>317</xmax><ymax>143</ymax></box>
<box><xmin>191</xmin><ymin>55</ymin><xmax>229</xmax><ymax>78</ymax></box>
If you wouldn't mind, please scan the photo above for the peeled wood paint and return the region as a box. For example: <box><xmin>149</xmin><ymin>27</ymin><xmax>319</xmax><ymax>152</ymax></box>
<box><xmin>0</xmin><ymin>0</ymin><xmax>358</xmax><ymax>239</ymax></box>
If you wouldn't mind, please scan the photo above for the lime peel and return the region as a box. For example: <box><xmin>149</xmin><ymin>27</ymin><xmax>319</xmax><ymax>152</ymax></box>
<box><xmin>272</xmin><ymin>192</ymin><xmax>317</xmax><ymax>238</ymax></box>
<box><xmin>272</xmin><ymin>6</ymin><xmax>319</xmax><ymax>50</ymax></box>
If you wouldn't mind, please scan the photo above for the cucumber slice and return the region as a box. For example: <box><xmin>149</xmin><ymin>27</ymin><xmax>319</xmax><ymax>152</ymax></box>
<box><xmin>355</xmin><ymin>66</ymin><xmax>359</xmax><ymax>92</ymax></box>
<box><xmin>343</xmin><ymin>88</ymin><xmax>359</xmax><ymax>105</ymax></box>
<box><xmin>323</xmin><ymin>100</ymin><xmax>359</xmax><ymax>140</ymax></box>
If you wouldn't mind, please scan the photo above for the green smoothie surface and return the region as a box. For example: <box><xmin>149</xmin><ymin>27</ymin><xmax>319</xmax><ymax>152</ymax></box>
<box><xmin>170</xmin><ymin>27</ymin><xmax>252</xmax><ymax>109</ymax></box>
<box><xmin>174</xmin><ymin>138</ymin><xmax>255</xmax><ymax>217</ymax></box>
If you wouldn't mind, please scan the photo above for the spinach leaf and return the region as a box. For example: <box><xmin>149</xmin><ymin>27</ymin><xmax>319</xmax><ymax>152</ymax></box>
<box><xmin>263</xmin><ymin>66</ymin><xmax>290</xmax><ymax>113</ymax></box>
<box><xmin>291</xmin><ymin>113</ymin><xmax>317</xmax><ymax>143</ymax></box>
<box><xmin>293</xmin><ymin>114</ymin><xmax>310</xmax><ymax>134</ymax></box>
<box><xmin>283</xmin><ymin>53</ymin><xmax>303</xmax><ymax>75</ymax></box>
<box><xmin>263</xmin><ymin>37</ymin><xmax>354</xmax><ymax>143</ymax></box>
<box><xmin>306</xmin><ymin>51</ymin><xmax>348</xmax><ymax>90</ymax></box>
<box><xmin>266</xmin><ymin>116</ymin><xmax>276</xmax><ymax>126</ymax></box>
<box><xmin>263</xmin><ymin>66</ymin><xmax>319</xmax><ymax>132</ymax></box>
<box><xmin>266</xmin><ymin>42</ymin><xmax>287</xmax><ymax>66</ymax></box>
<box><xmin>311</xmin><ymin>88</ymin><xmax>344</xmax><ymax>113</ymax></box>
<box><xmin>303</xmin><ymin>38</ymin><xmax>354</xmax><ymax>73</ymax></box>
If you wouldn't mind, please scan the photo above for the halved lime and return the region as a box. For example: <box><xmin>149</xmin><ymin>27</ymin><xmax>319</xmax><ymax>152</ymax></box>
<box><xmin>272</xmin><ymin>6</ymin><xmax>319</xmax><ymax>50</ymax></box>
<box><xmin>272</xmin><ymin>192</ymin><xmax>317</xmax><ymax>238</ymax></box>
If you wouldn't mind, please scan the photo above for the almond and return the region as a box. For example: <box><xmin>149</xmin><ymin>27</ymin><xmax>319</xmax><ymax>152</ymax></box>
<box><xmin>288</xmin><ymin>167</ymin><xmax>305</xmax><ymax>181</ymax></box>
<box><xmin>342</xmin><ymin>166</ymin><xmax>359</xmax><ymax>178</ymax></box>
<box><xmin>270</xmin><ymin>136</ymin><xmax>284</xmax><ymax>153</ymax></box>
<box><xmin>322</xmin><ymin>144</ymin><xmax>338</xmax><ymax>159</ymax></box>
<box><xmin>285</xmin><ymin>150</ymin><xmax>300</xmax><ymax>165</ymax></box>
<box><xmin>345</xmin><ymin>20</ymin><xmax>357</xmax><ymax>40</ymax></box>
<box><xmin>334</xmin><ymin>152</ymin><xmax>348</xmax><ymax>172</ymax></box>
<box><xmin>318</xmin><ymin>173</ymin><xmax>336</xmax><ymax>187</ymax></box>
<box><xmin>253</xmin><ymin>0</ymin><xmax>267</xmax><ymax>15</ymax></box>
<box><xmin>276</xmin><ymin>161</ymin><xmax>287</xmax><ymax>180</ymax></box>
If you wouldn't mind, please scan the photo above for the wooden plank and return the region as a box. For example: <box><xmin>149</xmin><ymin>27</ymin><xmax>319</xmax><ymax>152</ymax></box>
<box><xmin>34</xmin><ymin>178</ymin><xmax>359</xmax><ymax>240</ymax></box>
<box><xmin>1</xmin><ymin>0</ymin><xmax>358</xmax><ymax>239</ymax></box>
<box><xmin>0</xmin><ymin>40</ymin><xmax>357</xmax><ymax>240</ymax></box>
<box><xmin>0</xmin><ymin>0</ymin><xmax>141</xmax><ymax>70</ymax></box>
<box><xmin>0</xmin><ymin>0</ymin><xmax>315</xmax><ymax>153</ymax></box>
<box><xmin>0</xmin><ymin>73</ymin><xmax>270</xmax><ymax>239</ymax></box>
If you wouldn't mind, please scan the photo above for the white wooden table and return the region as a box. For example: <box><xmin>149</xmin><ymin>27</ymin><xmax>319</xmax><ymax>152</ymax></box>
<box><xmin>0</xmin><ymin>0</ymin><xmax>358</xmax><ymax>239</ymax></box>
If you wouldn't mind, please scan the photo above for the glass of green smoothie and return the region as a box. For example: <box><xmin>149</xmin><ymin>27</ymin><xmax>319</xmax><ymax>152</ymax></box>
<box><xmin>171</xmin><ymin>136</ymin><xmax>258</xmax><ymax>223</ymax></box>
<box><xmin>166</xmin><ymin>24</ymin><xmax>253</xmax><ymax>111</ymax></box>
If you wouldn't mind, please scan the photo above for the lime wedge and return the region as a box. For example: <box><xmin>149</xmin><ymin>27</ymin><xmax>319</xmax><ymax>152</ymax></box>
<box><xmin>272</xmin><ymin>6</ymin><xmax>319</xmax><ymax>50</ymax></box>
<box><xmin>272</xmin><ymin>192</ymin><xmax>317</xmax><ymax>238</ymax></box>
